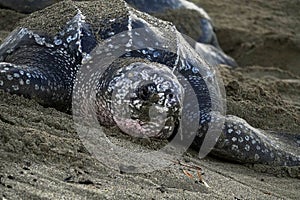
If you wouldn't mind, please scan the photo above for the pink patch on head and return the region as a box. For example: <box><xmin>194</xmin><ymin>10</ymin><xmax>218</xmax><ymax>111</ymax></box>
<box><xmin>113</xmin><ymin>116</ymin><xmax>169</xmax><ymax>139</ymax></box>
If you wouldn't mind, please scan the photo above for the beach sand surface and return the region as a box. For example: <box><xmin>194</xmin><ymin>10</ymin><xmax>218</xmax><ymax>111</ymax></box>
<box><xmin>0</xmin><ymin>0</ymin><xmax>299</xmax><ymax>199</ymax></box>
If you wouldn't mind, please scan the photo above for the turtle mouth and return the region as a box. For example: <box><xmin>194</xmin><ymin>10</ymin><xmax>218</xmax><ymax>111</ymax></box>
<box><xmin>113</xmin><ymin>113</ymin><xmax>179</xmax><ymax>139</ymax></box>
<box><xmin>121</xmin><ymin>88</ymin><xmax>181</xmax><ymax>138</ymax></box>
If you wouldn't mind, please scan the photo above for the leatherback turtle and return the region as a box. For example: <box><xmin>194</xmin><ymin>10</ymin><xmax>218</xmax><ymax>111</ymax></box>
<box><xmin>125</xmin><ymin>0</ymin><xmax>238</xmax><ymax>67</ymax></box>
<box><xmin>0</xmin><ymin>0</ymin><xmax>299</xmax><ymax>166</ymax></box>
<box><xmin>1</xmin><ymin>0</ymin><xmax>237</xmax><ymax>67</ymax></box>
<box><xmin>125</xmin><ymin>0</ymin><xmax>218</xmax><ymax>46</ymax></box>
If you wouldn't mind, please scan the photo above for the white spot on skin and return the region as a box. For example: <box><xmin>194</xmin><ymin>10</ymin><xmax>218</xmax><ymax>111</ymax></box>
<box><xmin>108</xmin><ymin>32</ymin><xmax>115</xmax><ymax>36</ymax></box>
<box><xmin>7</xmin><ymin>75</ymin><xmax>13</xmax><ymax>80</ymax></box>
<box><xmin>54</xmin><ymin>37</ymin><xmax>63</xmax><ymax>45</ymax></box>
<box><xmin>238</xmin><ymin>137</ymin><xmax>244</xmax><ymax>143</ymax></box>
<box><xmin>256</xmin><ymin>145</ymin><xmax>261</xmax><ymax>150</ymax></box>
<box><xmin>33</xmin><ymin>34</ymin><xmax>45</xmax><ymax>45</ymax></box>
<box><xmin>0</xmin><ymin>80</ymin><xmax>3</xmax><ymax>86</ymax></box>
<box><xmin>277</xmin><ymin>152</ymin><xmax>282</xmax><ymax>157</ymax></box>
<box><xmin>227</xmin><ymin>128</ymin><xmax>233</xmax><ymax>134</ymax></box>
<box><xmin>19</xmin><ymin>79</ymin><xmax>24</xmax><ymax>85</ymax></box>
<box><xmin>232</xmin><ymin>137</ymin><xmax>237</xmax><ymax>142</ymax></box>
<box><xmin>231</xmin><ymin>144</ymin><xmax>239</xmax><ymax>151</ymax></box>
<box><xmin>26</xmin><ymin>79</ymin><xmax>30</xmax><ymax>85</ymax></box>
<box><xmin>254</xmin><ymin>154</ymin><xmax>260</xmax><ymax>161</ymax></box>
<box><xmin>245</xmin><ymin>144</ymin><xmax>250</xmax><ymax>151</ymax></box>
<box><xmin>227</xmin><ymin>123</ymin><xmax>233</xmax><ymax>128</ymax></box>
<box><xmin>153</xmin><ymin>51</ymin><xmax>160</xmax><ymax>58</ymax></box>
<box><xmin>224</xmin><ymin>139</ymin><xmax>229</xmax><ymax>145</ymax></box>
<box><xmin>12</xmin><ymin>85</ymin><xmax>19</xmax><ymax>91</ymax></box>
<box><xmin>264</xmin><ymin>149</ymin><xmax>269</xmax><ymax>153</ymax></box>
<box><xmin>35</xmin><ymin>84</ymin><xmax>39</xmax><ymax>90</ymax></box>
<box><xmin>13</xmin><ymin>73</ymin><xmax>20</xmax><ymax>78</ymax></box>
<box><xmin>66</xmin><ymin>33</ymin><xmax>78</xmax><ymax>43</ymax></box>
<box><xmin>245</xmin><ymin>136</ymin><xmax>250</xmax><ymax>141</ymax></box>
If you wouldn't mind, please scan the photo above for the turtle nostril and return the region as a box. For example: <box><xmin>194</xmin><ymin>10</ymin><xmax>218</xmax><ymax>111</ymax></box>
<box><xmin>168</xmin><ymin>93</ymin><xmax>174</xmax><ymax>99</ymax></box>
<box><xmin>141</xmin><ymin>88</ymin><xmax>149</xmax><ymax>99</ymax></box>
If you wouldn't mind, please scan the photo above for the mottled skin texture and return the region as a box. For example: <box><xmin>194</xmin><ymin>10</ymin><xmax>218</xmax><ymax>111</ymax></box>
<box><xmin>0</xmin><ymin>0</ymin><xmax>299</xmax><ymax>166</ymax></box>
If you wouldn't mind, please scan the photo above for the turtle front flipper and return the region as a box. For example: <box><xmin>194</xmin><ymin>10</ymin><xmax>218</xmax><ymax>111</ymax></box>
<box><xmin>212</xmin><ymin>115</ymin><xmax>300</xmax><ymax>166</ymax></box>
<box><xmin>0</xmin><ymin>62</ymin><xmax>70</xmax><ymax>111</ymax></box>
<box><xmin>0</xmin><ymin>12</ymin><xmax>97</xmax><ymax>112</ymax></box>
<box><xmin>0</xmin><ymin>28</ymin><xmax>78</xmax><ymax>112</ymax></box>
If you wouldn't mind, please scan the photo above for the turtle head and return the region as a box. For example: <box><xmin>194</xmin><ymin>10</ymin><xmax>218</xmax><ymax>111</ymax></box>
<box><xmin>97</xmin><ymin>61</ymin><xmax>184</xmax><ymax>139</ymax></box>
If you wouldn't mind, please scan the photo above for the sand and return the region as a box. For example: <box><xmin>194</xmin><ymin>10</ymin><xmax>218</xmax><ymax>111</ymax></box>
<box><xmin>0</xmin><ymin>0</ymin><xmax>299</xmax><ymax>199</ymax></box>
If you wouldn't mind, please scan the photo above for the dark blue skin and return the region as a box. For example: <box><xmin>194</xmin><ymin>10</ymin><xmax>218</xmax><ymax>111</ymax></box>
<box><xmin>0</xmin><ymin>0</ymin><xmax>299</xmax><ymax>166</ymax></box>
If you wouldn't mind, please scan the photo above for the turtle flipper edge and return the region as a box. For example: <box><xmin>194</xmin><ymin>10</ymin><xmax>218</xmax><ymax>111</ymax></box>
<box><xmin>0</xmin><ymin>62</ymin><xmax>71</xmax><ymax>111</ymax></box>
<box><xmin>212</xmin><ymin>115</ymin><xmax>300</xmax><ymax>166</ymax></box>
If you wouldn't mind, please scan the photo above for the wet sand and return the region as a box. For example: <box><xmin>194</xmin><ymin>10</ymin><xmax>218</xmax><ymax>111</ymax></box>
<box><xmin>0</xmin><ymin>0</ymin><xmax>299</xmax><ymax>199</ymax></box>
